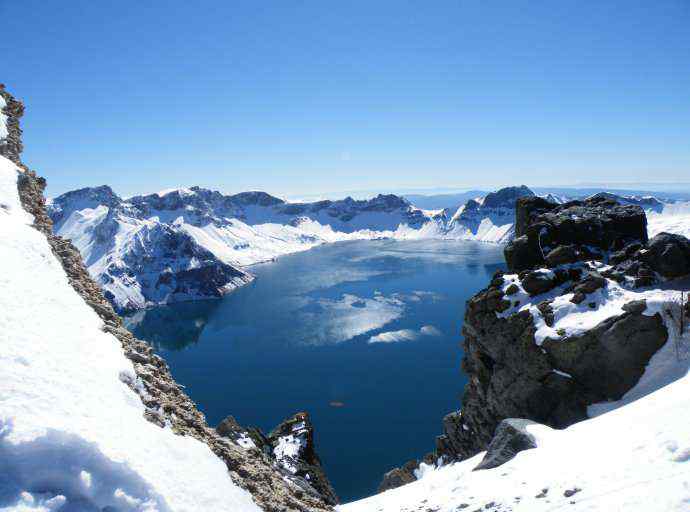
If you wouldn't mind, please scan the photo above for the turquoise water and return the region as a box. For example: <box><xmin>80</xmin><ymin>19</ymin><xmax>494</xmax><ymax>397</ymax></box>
<box><xmin>125</xmin><ymin>239</ymin><xmax>504</xmax><ymax>502</ymax></box>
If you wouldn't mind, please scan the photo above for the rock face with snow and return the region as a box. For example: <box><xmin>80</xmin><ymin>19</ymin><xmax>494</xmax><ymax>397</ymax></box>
<box><xmin>48</xmin><ymin>186</ymin><xmax>254</xmax><ymax>311</ymax></box>
<box><xmin>376</xmin><ymin>194</ymin><xmax>690</xmax><ymax>498</ymax></box>
<box><xmin>216</xmin><ymin>412</ymin><xmax>338</xmax><ymax>506</ymax></box>
<box><xmin>434</xmin><ymin>198</ymin><xmax>685</xmax><ymax>464</ymax></box>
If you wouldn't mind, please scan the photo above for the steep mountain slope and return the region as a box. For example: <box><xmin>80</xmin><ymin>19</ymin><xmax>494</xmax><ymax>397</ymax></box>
<box><xmin>1</xmin><ymin>86</ymin><xmax>335</xmax><ymax>512</ymax></box>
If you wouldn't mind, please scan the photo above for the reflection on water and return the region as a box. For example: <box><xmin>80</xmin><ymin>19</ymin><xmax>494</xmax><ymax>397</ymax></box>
<box><xmin>124</xmin><ymin>300</ymin><xmax>220</xmax><ymax>351</ymax></box>
<box><xmin>125</xmin><ymin>239</ymin><xmax>504</xmax><ymax>501</ymax></box>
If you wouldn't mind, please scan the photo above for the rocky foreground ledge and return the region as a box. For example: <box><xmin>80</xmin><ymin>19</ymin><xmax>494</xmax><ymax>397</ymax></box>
<box><xmin>2</xmin><ymin>85</ymin><xmax>335</xmax><ymax>512</ymax></box>
<box><xmin>381</xmin><ymin>194</ymin><xmax>690</xmax><ymax>490</ymax></box>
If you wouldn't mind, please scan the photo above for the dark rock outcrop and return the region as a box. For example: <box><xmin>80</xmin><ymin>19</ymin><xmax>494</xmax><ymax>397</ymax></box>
<box><xmin>543</xmin><ymin>312</ymin><xmax>667</xmax><ymax>400</ymax></box>
<box><xmin>432</xmin><ymin>195</ymin><xmax>681</xmax><ymax>467</ymax></box>
<box><xmin>473</xmin><ymin>419</ymin><xmax>538</xmax><ymax>471</ymax></box>
<box><xmin>216</xmin><ymin>413</ymin><xmax>338</xmax><ymax>506</ymax></box>
<box><xmin>0</xmin><ymin>84</ymin><xmax>25</xmax><ymax>166</ymax></box>
<box><xmin>10</xmin><ymin>87</ymin><xmax>333</xmax><ymax>512</ymax></box>
<box><xmin>505</xmin><ymin>196</ymin><xmax>648</xmax><ymax>272</ymax></box>
<box><xmin>266</xmin><ymin>413</ymin><xmax>338</xmax><ymax>506</ymax></box>
<box><xmin>640</xmin><ymin>233</ymin><xmax>690</xmax><ymax>279</ymax></box>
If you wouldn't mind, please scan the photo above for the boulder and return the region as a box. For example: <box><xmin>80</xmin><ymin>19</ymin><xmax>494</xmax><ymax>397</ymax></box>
<box><xmin>378</xmin><ymin>460</ymin><xmax>418</xmax><ymax>492</ymax></box>
<box><xmin>473</xmin><ymin>419</ymin><xmax>539</xmax><ymax>471</ymax></box>
<box><xmin>572</xmin><ymin>273</ymin><xmax>606</xmax><ymax>295</ymax></box>
<box><xmin>640</xmin><ymin>233</ymin><xmax>690</xmax><ymax>278</ymax></box>
<box><xmin>521</xmin><ymin>271</ymin><xmax>556</xmax><ymax>296</ymax></box>
<box><xmin>545</xmin><ymin>245</ymin><xmax>579</xmax><ymax>266</ymax></box>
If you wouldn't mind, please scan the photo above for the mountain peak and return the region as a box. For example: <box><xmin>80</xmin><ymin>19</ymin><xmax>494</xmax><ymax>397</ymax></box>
<box><xmin>481</xmin><ymin>185</ymin><xmax>534</xmax><ymax>209</ymax></box>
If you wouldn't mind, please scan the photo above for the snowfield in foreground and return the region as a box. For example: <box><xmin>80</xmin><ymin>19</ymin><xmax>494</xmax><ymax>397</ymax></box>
<box><xmin>340</xmin><ymin>371</ymin><xmax>690</xmax><ymax>512</ymax></box>
<box><xmin>0</xmin><ymin>157</ymin><xmax>260</xmax><ymax>511</ymax></box>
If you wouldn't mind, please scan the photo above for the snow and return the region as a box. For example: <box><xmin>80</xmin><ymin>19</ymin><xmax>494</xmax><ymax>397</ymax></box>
<box><xmin>648</xmin><ymin>202</ymin><xmax>690</xmax><ymax>239</ymax></box>
<box><xmin>0</xmin><ymin>156</ymin><xmax>260</xmax><ymax>511</ymax></box>
<box><xmin>273</xmin><ymin>435</ymin><xmax>305</xmax><ymax>474</ymax></box>
<box><xmin>340</xmin><ymin>369</ymin><xmax>690</xmax><ymax>512</ymax></box>
<box><xmin>498</xmin><ymin>265</ymin><xmax>690</xmax><ymax>348</ymax></box>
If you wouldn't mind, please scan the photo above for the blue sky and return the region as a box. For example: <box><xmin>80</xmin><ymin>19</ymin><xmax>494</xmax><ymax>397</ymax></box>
<box><xmin>3</xmin><ymin>0</ymin><xmax>690</xmax><ymax>198</ymax></box>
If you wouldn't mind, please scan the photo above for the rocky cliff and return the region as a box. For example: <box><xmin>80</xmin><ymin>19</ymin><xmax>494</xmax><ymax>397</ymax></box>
<box><xmin>381</xmin><ymin>194</ymin><xmax>690</xmax><ymax>490</ymax></box>
<box><xmin>3</xmin><ymin>85</ymin><xmax>335</xmax><ymax>511</ymax></box>
<box><xmin>436</xmin><ymin>196</ymin><xmax>686</xmax><ymax>462</ymax></box>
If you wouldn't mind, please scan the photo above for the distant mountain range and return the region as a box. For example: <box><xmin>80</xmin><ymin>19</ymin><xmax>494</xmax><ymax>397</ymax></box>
<box><xmin>404</xmin><ymin>187</ymin><xmax>690</xmax><ymax>211</ymax></box>
<box><xmin>48</xmin><ymin>184</ymin><xmax>688</xmax><ymax>311</ymax></box>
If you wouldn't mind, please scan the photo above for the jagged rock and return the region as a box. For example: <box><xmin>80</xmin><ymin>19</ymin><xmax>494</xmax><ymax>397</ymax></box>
<box><xmin>505</xmin><ymin>283</ymin><xmax>520</xmax><ymax>296</ymax></box>
<box><xmin>537</xmin><ymin>301</ymin><xmax>555</xmax><ymax>327</ymax></box>
<box><xmin>378</xmin><ymin>460</ymin><xmax>418</xmax><ymax>492</ymax></box>
<box><xmin>473</xmin><ymin>419</ymin><xmax>538</xmax><ymax>471</ymax></box>
<box><xmin>266</xmin><ymin>412</ymin><xmax>339</xmax><ymax>506</ymax></box>
<box><xmin>0</xmin><ymin>84</ymin><xmax>25</xmax><ymax>166</ymax></box>
<box><xmin>481</xmin><ymin>185</ymin><xmax>534</xmax><ymax>209</ymax></box>
<box><xmin>505</xmin><ymin>196</ymin><xmax>648</xmax><ymax>272</ymax></box>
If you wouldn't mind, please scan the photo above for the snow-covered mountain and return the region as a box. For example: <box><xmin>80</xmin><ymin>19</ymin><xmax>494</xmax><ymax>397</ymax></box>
<box><xmin>48</xmin><ymin>183</ymin><xmax>688</xmax><ymax>311</ymax></box>
<box><xmin>47</xmin><ymin>184</ymin><xmax>535</xmax><ymax>310</ymax></box>
<box><xmin>438</xmin><ymin>185</ymin><xmax>535</xmax><ymax>243</ymax></box>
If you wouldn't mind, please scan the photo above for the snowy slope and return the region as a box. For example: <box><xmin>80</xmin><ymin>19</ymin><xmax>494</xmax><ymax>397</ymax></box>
<box><xmin>340</xmin><ymin>370</ymin><xmax>690</xmax><ymax>512</ymax></box>
<box><xmin>0</xmin><ymin>156</ymin><xmax>261</xmax><ymax>512</ymax></box>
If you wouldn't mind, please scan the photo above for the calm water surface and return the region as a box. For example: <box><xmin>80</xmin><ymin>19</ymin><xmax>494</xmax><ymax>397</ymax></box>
<box><xmin>125</xmin><ymin>239</ymin><xmax>504</xmax><ymax>502</ymax></box>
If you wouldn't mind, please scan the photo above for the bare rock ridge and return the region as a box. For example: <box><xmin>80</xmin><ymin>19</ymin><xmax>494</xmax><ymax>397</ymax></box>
<box><xmin>0</xmin><ymin>83</ymin><xmax>24</xmax><ymax>166</ymax></box>
<box><xmin>3</xmin><ymin>85</ymin><xmax>335</xmax><ymax>511</ymax></box>
<box><xmin>380</xmin><ymin>193</ymin><xmax>690</xmax><ymax>490</ymax></box>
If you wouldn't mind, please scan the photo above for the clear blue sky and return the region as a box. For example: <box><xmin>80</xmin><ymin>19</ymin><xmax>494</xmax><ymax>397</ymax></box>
<box><xmin>4</xmin><ymin>0</ymin><xmax>690</xmax><ymax>198</ymax></box>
